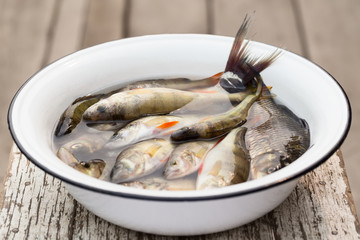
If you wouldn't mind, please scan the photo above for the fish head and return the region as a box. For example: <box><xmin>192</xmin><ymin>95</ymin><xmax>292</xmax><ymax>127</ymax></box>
<box><xmin>163</xmin><ymin>149</ymin><xmax>196</xmax><ymax>179</ymax></box>
<box><xmin>73</xmin><ymin>159</ymin><xmax>106</xmax><ymax>178</ymax></box>
<box><xmin>248</xmin><ymin>151</ymin><xmax>285</xmax><ymax>180</ymax></box>
<box><xmin>83</xmin><ymin>100</ymin><xmax>114</xmax><ymax>121</ymax></box>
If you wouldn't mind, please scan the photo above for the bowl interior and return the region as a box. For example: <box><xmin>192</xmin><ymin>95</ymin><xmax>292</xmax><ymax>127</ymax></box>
<box><xmin>8</xmin><ymin>34</ymin><xmax>351</xmax><ymax>200</ymax></box>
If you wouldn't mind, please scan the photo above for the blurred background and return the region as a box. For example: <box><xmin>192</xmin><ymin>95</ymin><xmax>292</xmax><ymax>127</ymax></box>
<box><xmin>0</xmin><ymin>0</ymin><xmax>359</xmax><ymax>216</ymax></box>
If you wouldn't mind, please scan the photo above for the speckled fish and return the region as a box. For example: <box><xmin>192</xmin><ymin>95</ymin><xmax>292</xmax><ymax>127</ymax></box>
<box><xmin>55</xmin><ymin>95</ymin><xmax>103</xmax><ymax>136</ymax></box>
<box><xmin>57</xmin><ymin>144</ymin><xmax>106</xmax><ymax>178</ymax></box>
<box><xmin>170</xmin><ymin>68</ymin><xmax>263</xmax><ymax>142</ymax></box>
<box><xmin>105</xmin><ymin>115</ymin><xmax>184</xmax><ymax>150</ymax></box>
<box><xmin>122</xmin><ymin>177</ymin><xmax>196</xmax><ymax>191</ymax></box>
<box><xmin>119</xmin><ymin>72</ymin><xmax>222</xmax><ymax>91</ymax></box>
<box><xmin>196</xmin><ymin>127</ymin><xmax>250</xmax><ymax>190</ymax></box>
<box><xmin>163</xmin><ymin>140</ymin><xmax>216</xmax><ymax>179</ymax></box>
<box><xmin>245</xmin><ymin>92</ymin><xmax>310</xmax><ymax>180</ymax></box>
<box><xmin>111</xmin><ymin>138</ymin><xmax>174</xmax><ymax>183</ymax></box>
<box><xmin>83</xmin><ymin>86</ymin><xmax>252</xmax><ymax>122</ymax></box>
<box><xmin>83</xmin><ymin>88</ymin><xmax>196</xmax><ymax>122</ymax></box>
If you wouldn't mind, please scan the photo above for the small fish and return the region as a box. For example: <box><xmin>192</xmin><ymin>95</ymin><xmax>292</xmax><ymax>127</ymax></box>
<box><xmin>111</xmin><ymin>138</ymin><xmax>174</xmax><ymax>183</ymax></box>
<box><xmin>196</xmin><ymin>127</ymin><xmax>250</xmax><ymax>190</ymax></box>
<box><xmin>55</xmin><ymin>95</ymin><xmax>102</xmax><ymax>136</ymax></box>
<box><xmin>105</xmin><ymin>115</ymin><xmax>184</xmax><ymax>150</ymax></box>
<box><xmin>122</xmin><ymin>177</ymin><xmax>196</xmax><ymax>191</ymax></box>
<box><xmin>72</xmin><ymin>159</ymin><xmax>106</xmax><ymax>178</ymax></box>
<box><xmin>83</xmin><ymin>88</ymin><xmax>196</xmax><ymax>122</ymax></box>
<box><xmin>57</xmin><ymin>144</ymin><xmax>106</xmax><ymax>178</ymax></box>
<box><xmin>163</xmin><ymin>140</ymin><xmax>216</xmax><ymax>179</ymax></box>
<box><xmin>170</xmin><ymin>68</ymin><xmax>263</xmax><ymax>142</ymax></box>
<box><xmin>219</xmin><ymin>15</ymin><xmax>281</xmax><ymax>93</ymax></box>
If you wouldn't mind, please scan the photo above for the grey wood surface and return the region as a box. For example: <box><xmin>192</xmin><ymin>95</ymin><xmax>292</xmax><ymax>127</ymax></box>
<box><xmin>1</xmin><ymin>0</ymin><xmax>360</xmax><ymax>238</ymax></box>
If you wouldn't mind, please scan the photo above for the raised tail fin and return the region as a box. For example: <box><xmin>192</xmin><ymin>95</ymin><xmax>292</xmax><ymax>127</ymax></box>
<box><xmin>220</xmin><ymin>15</ymin><xmax>281</xmax><ymax>93</ymax></box>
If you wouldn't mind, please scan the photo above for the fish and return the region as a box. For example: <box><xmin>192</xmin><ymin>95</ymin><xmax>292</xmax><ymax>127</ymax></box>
<box><xmin>55</xmin><ymin>95</ymin><xmax>102</xmax><ymax>136</ymax></box>
<box><xmin>55</xmin><ymin>73</ymin><xmax>221</xmax><ymax>137</ymax></box>
<box><xmin>105</xmin><ymin>115</ymin><xmax>184</xmax><ymax>150</ymax></box>
<box><xmin>56</xmin><ymin>143</ymin><xmax>106</xmax><ymax>178</ymax></box>
<box><xmin>111</xmin><ymin>138</ymin><xmax>174</xmax><ymax>183</ymax></box>
<box><xmin>170</xmin><ymin>67</ymin><xmax>263</xmax><ymax>142</ymax></box>
<box><xmin>72</xmin><ymin>159</ymin><xmax>106</xmax><ymax>178</ymax></box>
<box><xmin>86</xmin><ymin>121</ymin><xmax>127</xmax><ymax>132</ymax></box>
<box><xmin>163</xmin><ymin>140</ymin><xmax>216</xmax><ymax>179</ymax></box>
<box><xmin>219</xmin><ymin>15</ymin><xmax>281</xmax><ymax>93</ymax></box>
<box><xmin>83</xmin><ymin>87</ymin><xmax>252</xmax><ymax>122</ymax></box>
<box><xmin>122</xmin><ymin>177</ymin><xmax>196</xmax><ymax>191</ymax></box>
<box><xmin>196</xmin><ymin>127</ymin><xmax>250</xmax><ymax>190</ymax></box>
<box><xmin>83</xmin><ymin>88</ymin><xmax>196</xmax><ymax>122</ymax></box>
<box><xmin>246</xmin><ymin>95</ymin><xmax>310</xmax><ymax>180</ymax></box>
<box><xmin>119</xmin><ymin>72</ymin><xmax>222</xmax><ymax>91</ymax></box>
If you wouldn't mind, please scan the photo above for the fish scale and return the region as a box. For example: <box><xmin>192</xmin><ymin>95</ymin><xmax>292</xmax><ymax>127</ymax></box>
<box><xmin>245</xmin><ymin>97</ymin><xmax>310</xmax><ymax>179</ymax></box>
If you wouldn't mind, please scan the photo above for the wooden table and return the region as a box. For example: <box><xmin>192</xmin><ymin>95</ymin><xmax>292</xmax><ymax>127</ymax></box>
<box><xmin>1</xmin><ymin>0</ymin><xmax>359</xmax><ymax>239</ymax></box>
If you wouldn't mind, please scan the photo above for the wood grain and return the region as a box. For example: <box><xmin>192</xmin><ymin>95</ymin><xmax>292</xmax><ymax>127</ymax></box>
<box><xmin>81</xmin><ymin>0</ymin><xmax>126</xmax><ymax>48</ymax></box>
<box><xmin>0</xmin><ymin>145</ymin><xmax>358</xmax><ymax>239</ymax></box>
<box><xmin>0</xmin><ymin>0</ymin><xmax>57</xmax><ymax>187</ymax></box>
<box><xmin>297</xmin><ymin>0</ymin><xmax>360</xmax><ymax>216</ymax></box>
<box><xmin>128</xmin><ymin>0</ymin><xmax>208</xmax><ymax>37</ymax></box>
<box><xmin>212</xmin><ymin>0</ymin><xmax>303</xmax><ymax>55</ymax></box>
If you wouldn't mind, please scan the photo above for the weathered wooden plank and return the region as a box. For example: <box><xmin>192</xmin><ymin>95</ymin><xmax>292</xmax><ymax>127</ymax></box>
<box><xmin>81</xmin><ymin>0</ymin><xmax>127</xmax><ymax>48</ymax></box>
<box><xmin>0</xmin><ymin>0</ymin><xmax>57</xmax><ymax>191</ymax></box>
<box><xmin>128</xmin><ymin>0</ymin><xmax>208</xmax><ymax>37</ymax></box>
<box><xmin>211</xmin><ymin>0</ymin><xmax>302</xmax><ymax>55</ymax></box>
<box><xmin>0</xmin><ymin>145</ymin><xmax>358</xmax><ymax>239</ymax></box>
<box><xmin>297</xmin><ymin>0</ymin><xmax>360</xmax><ymax>218</ymax></box>
<box><xmin>46</xmin><ymin>0</ymin><xmax>88</xmax><ymax>63</ymax></box>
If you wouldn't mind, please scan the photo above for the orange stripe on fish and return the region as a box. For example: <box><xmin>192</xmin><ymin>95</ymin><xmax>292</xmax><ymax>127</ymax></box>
<box><xmin>210</xmin><ymin>72</ymin><xmax>223</xmax><ymax>81</ymax></box>
<box><xmin>156</xmin><ymin>121</ymin><xmax>179</xmax><ymax>129</ymax></box>
<box><xmin>211</xmin><ymin>136</ymin><xmax>225</xmax><ymax>150</ymax></box>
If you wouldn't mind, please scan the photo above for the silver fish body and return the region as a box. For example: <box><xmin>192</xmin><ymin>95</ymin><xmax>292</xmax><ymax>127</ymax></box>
<box><xmin>105</xmin><ymin>115</ymin><xmax>183</xmax><ymax>150</ymax></box>
<box><xmin>246</xmin><ymin>96</ymin><xmax>310</xmax><ymax>180</ymax></box>
<box><xmin>111</xmin><ymin>138</ymin><xmax>174</xmax><ymax>183</ymax></box>
<box><xmin>196</xmin><ymin>127</ymin><xmax>250</xmax><ymax>190</ymax></box>
<box><xmin>163</xmin><ymin>140</ymin><xmax>216</xmax><ymax>180</ymax></box>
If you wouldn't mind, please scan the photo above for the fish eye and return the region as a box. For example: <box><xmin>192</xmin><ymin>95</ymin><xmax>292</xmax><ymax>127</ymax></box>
<box><xmin>170</xmin><ymin>161</ymin><xmax>177</xmax><ymax>166</ymax></box>
<box><xmin>267</xmin><ymin>167</ymin><xmax>277</xmax><ymax>174</ymax></box>
<box><xmin>97</xmin><ymin>105</ymin><xmax>106</xmax><ymax>113</ymax></box>
<box><xmin>80</xmin><ymin>162</ymin><xmax>90</xmax><ymax>168</ymax></box>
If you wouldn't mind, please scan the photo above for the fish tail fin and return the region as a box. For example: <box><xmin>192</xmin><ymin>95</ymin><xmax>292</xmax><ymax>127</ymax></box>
<box><xmin>220</xmin><ymin>14</ymin><xmax>282</xmax><ymax>93</ymax></box>
<box><xmin>224</xmin><ymin>15</ymin><xmax>252</xmax><ymax>73</ymax></box>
